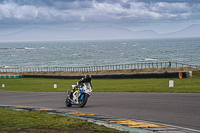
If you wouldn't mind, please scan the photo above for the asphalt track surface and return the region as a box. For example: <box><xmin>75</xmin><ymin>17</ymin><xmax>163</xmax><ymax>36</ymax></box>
<box><xmin>0</xmin><ymin>91</ymin><xmax>200</xmax><ymax>131</ymax></box>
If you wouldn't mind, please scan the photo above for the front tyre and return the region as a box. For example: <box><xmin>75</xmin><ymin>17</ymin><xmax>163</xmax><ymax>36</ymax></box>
<box><xmin>65</xmin><ymin>90</ymin><xmax>72</xmax><ymax>107</ymax></box>
<box><xmin>79</xmin><ymin>94</ymin><xmax>88</xmax><ymax>108</ymax></box>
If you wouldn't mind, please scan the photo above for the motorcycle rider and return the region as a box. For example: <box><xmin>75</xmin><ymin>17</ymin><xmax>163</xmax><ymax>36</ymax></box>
<box><xmin>71</xmin><ymin>74</ymin><xmax>93</xmax><ymax>96</ymax></box>
<box><xmin>77</xmin><ymin>74</ymin><xmax>93</xmax><ymax>88</ymax></box>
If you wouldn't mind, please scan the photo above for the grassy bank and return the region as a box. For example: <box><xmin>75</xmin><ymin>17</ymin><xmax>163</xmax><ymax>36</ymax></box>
<box><xmin>0</xmin><ymin>107</ymin><xmax>125</xmax><ymax>133</ymax></box>
<box><xmin>0</xmin><ymin>71</ymin><xmax>200</xmax><ymax>93</ymax></box>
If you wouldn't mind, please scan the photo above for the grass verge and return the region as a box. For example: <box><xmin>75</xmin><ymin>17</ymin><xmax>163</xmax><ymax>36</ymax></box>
<box><xmin>0</xmin><ymin>71</ymin><xmax>200</xmax><ymax>93</ymax></box>
<box><xmin>0</xmin><ymin>107</ymin><xmax>125</xmax><ymax>133</ymax></box>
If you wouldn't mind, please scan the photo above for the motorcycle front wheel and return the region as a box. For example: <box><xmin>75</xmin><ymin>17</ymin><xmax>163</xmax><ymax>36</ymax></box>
<box><xmin>65</xmin><ymin>90</ymin><xmax>72</xmax><ymax>107</ymax></box>
<box><xmin>79</xmin><ymin>94</ymin><xmax>88</xmax><ymax>108</ymax></box>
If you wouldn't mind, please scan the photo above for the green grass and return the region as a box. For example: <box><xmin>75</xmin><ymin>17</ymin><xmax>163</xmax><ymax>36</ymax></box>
<box><xmin>0</xmin><ymin>78</ymin><xmax>76</xmax><ymax>92</ymax></box>
<box><xmin>0</xmin><ymin>107</ymin><xmax>125</xmax><ymax>133</ymax></box>
<box><xmin>0</xmin><ymin>70</ymin><xmax>200</xmax><ymax>93</ymax></box>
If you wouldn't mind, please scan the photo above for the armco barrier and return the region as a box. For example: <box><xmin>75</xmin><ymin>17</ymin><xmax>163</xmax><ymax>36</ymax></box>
<box><xmin>0</xmin><ymin>75</ymin><xmax>22</xmax><ymax>78</ymax></box>
<box><xmin>23</xmin><ymin>71</ymin><xmax>192</xmax><ymax>79</ymax></box>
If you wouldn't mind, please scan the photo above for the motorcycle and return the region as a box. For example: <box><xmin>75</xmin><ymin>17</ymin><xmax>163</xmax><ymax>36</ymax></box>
<box><xmin>65</xmin><ymin>82</ymin><xmax>92</xmax><ymax>108</ymax></box>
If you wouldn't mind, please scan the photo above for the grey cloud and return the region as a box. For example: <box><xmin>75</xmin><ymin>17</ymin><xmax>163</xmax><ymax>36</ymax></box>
<box><xmin>136</xmin><ymin>0</ymin><xmax>200</xmax><ymax>3</ymax></box>
<box><xmin>1</xmin><ymin>0</ymin><xmax>50</xmax><ymax>6</ymax></box>
<box><xmin>54</xmin><ymin>1</ymin><xmax>93</xmax><ymax>10</ymax></box>
<box><xmin>2</xmin><ymin>0</ymin><xmax>93</xmax><ymax>9</ymax></box>
<box><xmin>0</xmin><ymin>0</ymin><xmax>200</xmax><ymax>26</ymax></box>
<box><xmin>149</xmin><ymin>2</ymin><xmax>190</xmax><ymax>14</ymax></box>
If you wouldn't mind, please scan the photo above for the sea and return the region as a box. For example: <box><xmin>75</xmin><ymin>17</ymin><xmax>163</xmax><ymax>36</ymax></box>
<box><xmin>0</xmin><ymin>37</ymin><xmax>200</xmax><ymax>68</ymax></box>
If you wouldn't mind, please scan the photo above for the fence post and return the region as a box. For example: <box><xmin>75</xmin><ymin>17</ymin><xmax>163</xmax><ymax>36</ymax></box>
<box><xmin>169</xmin><ymin>62</ymin><xmax>171</xmax><ymax>68</ymax></box>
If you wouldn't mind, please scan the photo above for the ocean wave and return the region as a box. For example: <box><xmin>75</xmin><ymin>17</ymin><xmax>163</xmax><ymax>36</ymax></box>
<box><xmin>25</xmin><ymin>47</ymin><xmax>35</xmax><ymax>50</ymax></box>
<box><xmin>0</xmin><ymin>48</ymin><xmax>11</xmax><ymax>50</ymax></box>
<box><xmin>145</xmin><ymin>58</ymin><xmax>157</xmax><ymax>61</ymax></box>
<box><xmin>0</xmin><ymin>48</ymin><xmax>25</xmax><ymax>50</ymax></box>
<box><xmin>0</xmin><ymin>47</ymin><xmax>36</xmax><ymax>50</ymax></box>
<box><xmin>0</xmin><ymin>66</ymin><xmax>9</xmax><ymax>68</ymax></box>
<box><xmin>15</xmin><ymin>48</ymin><xmax>25</xmax><ymax>50</ymax></box>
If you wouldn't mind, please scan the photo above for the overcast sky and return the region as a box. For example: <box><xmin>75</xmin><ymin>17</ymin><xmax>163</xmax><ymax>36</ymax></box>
<box><xmin>0</xmin><ymin>0</ymin><xmax>200</xmax><ymax>35</ymax></box>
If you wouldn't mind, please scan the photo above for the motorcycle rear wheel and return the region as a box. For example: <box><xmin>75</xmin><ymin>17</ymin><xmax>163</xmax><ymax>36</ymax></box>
<box><xmin>79</xmin><ymin>94</ymin><xmax>88</xmax><ymax>108</ymax></box>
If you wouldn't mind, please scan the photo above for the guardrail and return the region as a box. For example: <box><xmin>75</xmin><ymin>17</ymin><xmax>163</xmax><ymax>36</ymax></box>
<box><xmin>0</xmin><ymin>62</ymin><xmax>199</xmax><ymax>72</ymax></box>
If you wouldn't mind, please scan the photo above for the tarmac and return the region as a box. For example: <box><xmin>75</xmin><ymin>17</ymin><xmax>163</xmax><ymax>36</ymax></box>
<box><xmin>1</xmin><ymin>105</ymin><xmax>199</xmax><ymax>133</ymax></box>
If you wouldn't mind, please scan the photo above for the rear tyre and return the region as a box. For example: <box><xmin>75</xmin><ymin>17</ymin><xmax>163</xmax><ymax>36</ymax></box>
<box><xmin>79</xmin><ymin>94</ymin><xmax>88</xmax><ymax>108</ymax></box>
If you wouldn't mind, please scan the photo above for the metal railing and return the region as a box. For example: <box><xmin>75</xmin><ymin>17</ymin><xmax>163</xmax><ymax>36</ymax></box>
<box><xmin>0</xmin><ymin>62</ymin><xmax>199</xmax><ymax>72</ymax></box>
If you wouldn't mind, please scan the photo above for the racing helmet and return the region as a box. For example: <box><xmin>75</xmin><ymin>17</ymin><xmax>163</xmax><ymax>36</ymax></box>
<box><xmin>85</xmin><ymin>74</ymin><xmax>92</xmax><ymax>81</ymax></box>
